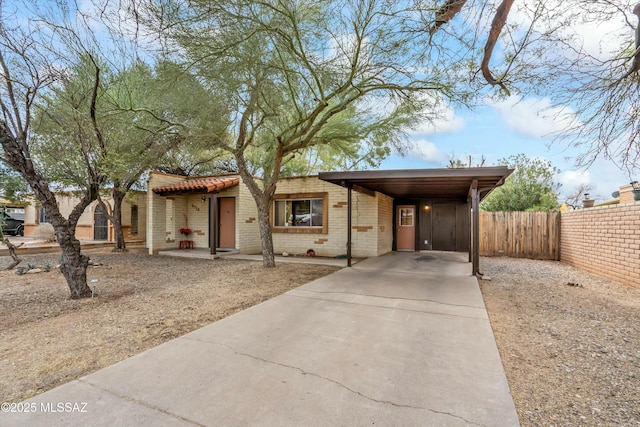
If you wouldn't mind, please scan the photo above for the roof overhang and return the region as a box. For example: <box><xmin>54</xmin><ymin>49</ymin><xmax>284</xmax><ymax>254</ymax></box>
<box><xmin>318</xmin><ymin>167</ymin><xmax>513</xmax><ymax>202</ymax></box>
<box><xmin>152</xmin><ymin>177</ymin><xmax>240</xmax><ymax>196</ymax></box>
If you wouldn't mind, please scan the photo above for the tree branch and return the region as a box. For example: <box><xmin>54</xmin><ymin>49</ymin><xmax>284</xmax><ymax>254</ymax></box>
<box><xmin>431</xmin><ymin>0</ymin><xmax>467</xmax><ymax>34</ymax></box>
<box><xmin>622</xmin><ymin>3</ymin><xmax>640</xmax><ymax>78</ymax></box>
<box><xmin>480</xmin><ymin>0</ymin><xmax>515</xmax><ymax>94</ymax></box>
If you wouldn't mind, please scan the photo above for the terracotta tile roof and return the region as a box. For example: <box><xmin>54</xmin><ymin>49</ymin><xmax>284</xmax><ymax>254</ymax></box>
<box><xmin>152</xmin><ymin>177</ymin><xmax>240</xmax><ymax>195</ymax></box>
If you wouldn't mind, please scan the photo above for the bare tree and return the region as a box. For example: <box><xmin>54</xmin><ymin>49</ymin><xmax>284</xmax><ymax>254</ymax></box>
<box><xmin>563</xmin><ymin>183</ymin><xmax>596</xmax><ymax>210</ymax></box>
<box><xmin>0</xmin><ymin>1</ymin><xmax>107</xmax><ymax>297</ymax></box>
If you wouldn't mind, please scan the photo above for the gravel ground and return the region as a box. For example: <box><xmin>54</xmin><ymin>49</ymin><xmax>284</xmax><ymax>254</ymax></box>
<box><xmin>2</xmin><ymin>249</ymin><xmax>639</xmax><ymax>426</ymax></box>
<box><xmin>480</xmin><ymin>256</ymin><xmax>640</xmax><ymax>427</ymax></box>
<box><xmin>0</xmin><ymin>248</ymin><xmax>339</xmax><ymax>403</ymax></box>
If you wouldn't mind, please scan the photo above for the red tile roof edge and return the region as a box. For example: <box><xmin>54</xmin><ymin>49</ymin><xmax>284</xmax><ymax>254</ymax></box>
<box><xmin>152</xmin><ymin>177</ymin><xmax>240</xmax><ymax>194</ymax></box>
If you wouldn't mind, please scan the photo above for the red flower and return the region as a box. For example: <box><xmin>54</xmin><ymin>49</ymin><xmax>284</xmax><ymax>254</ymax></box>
<box><xmin>179</xmin><ymin>227</ymin><xmax>191</xmax><ymax>235</ymax></box>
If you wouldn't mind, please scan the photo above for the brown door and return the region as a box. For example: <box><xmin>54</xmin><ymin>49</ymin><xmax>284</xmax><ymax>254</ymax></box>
<box><xmin>219</xmin><ymin>198</ymin><xmax>236</xmax><ymax>248</ymax></box>
<box><xmin>396</xmin><ymin>205</ymin><xmax>415</xmax><ymax>251</ymax></box>
<box><xmin>432</xmin><ymin>204</ymin><xmax>456</xmax><ymax>251</ymax></box>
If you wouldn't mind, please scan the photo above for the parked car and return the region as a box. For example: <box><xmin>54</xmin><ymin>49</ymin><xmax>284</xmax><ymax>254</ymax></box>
<box><xmin>0</xmin><ymin>211</ymin><xmax>24</xmax><ymax>236</ymax></box>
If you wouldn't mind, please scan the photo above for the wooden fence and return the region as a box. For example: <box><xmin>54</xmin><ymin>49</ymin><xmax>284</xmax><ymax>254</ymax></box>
<box><xmin>479</xmin><ymin>211</ymin><xmax>561</xmax><ymax>260</ymax></box>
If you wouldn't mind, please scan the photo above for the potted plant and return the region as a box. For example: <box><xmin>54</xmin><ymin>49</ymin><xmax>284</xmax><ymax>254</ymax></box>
<box><xmin>631</xmin><ymin>181</ymin><xmax>640</xmax><ymax>201</ymax></box>
<box><xmin>179</xmin><ymin>227</ymin><xmax>191</xmax><ymax>237</ymax></box>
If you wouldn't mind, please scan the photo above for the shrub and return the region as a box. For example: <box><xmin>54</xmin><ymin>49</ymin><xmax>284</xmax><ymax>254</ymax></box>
<box><xmin>33</xmin><ymin>223</ymin><xmax>56</xmax><ymax>242</ymax></box>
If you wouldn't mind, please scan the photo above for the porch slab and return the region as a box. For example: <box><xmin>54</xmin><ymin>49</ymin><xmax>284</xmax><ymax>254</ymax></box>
<box><xmin>159</xmin><ymin>249</ymin><xmax>354</xmax><ymax>267</ymax></box>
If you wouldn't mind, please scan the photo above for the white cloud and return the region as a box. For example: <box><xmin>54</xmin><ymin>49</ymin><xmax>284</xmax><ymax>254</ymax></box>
<box><xmin>409</xmin><ymin>139</ymin><xmax>444</xmax><ymax>162</ymax></box>
<box><xmin>410</xmin><ymin>103</ymin><xmax>465</xmax><ymax>135</ymax></box>
<box><xmin>560</xmin><ymin>170</ymin><xmax>590</xmax><ymax>187</ymax></box>
<box><xmin>506</xmin><ymin>1</ymin><xmax>631</xmax><ymax>62</ymax></box>
<box><xmin>491</xmin><ymin>96</ymin><xmax>580</xmax><ymax>138</ymax></box>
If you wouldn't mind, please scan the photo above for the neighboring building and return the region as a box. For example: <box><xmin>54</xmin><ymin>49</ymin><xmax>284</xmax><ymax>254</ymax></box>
<box><xmin>618</xmin><ymin>183</ymin><xmax>637</xmax><ymax>204</ymax></box>
<box><xmin>147</xmin><ymin>167</ymin><xmax>512</xmax><ymax>273</ymax></box>
<box><xmin>22</xmin><ymin>192</ymin><xmax>147</xmax><ymax>243</ymax></box>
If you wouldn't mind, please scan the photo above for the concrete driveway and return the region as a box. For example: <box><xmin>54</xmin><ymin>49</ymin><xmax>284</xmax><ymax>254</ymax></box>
<box><xmin>2</xmin><ymin>251</ymin><xmax>519</xmax><ymax>426</ymax></box>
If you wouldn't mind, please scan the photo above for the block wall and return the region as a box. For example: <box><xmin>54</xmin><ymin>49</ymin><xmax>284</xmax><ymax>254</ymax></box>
<box><xmin>619</xmin><ymin>184</ymin><xmax>635</xmax><ymax>204</ymax></box>
<box><xmin>236</xmin><ymin>182</ymin><xmax>261</xmax><ymax>254</ymax></box>
<box><xmin>561</xmin><ymin>202</ymin><xmax>640</xmax><ymax>287</ymax></box>
<box><xmin>271</xmin><ymin>176</ymin><xmax>388</xmax><ymax>258</ymax></box>
<box><xmin>145</xmin><ymin>173</ymin><xmax>394</xmax><ymax>258</ymax></box>
<box><xmin>147</xmin><ymin>172</ymin><xmax>186</xmax><ymax>254</ymax></box>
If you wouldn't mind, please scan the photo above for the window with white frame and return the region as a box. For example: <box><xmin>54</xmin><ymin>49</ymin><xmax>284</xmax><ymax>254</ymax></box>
<box><xmin>274</xmin><ymin>198</ymin><xmax>323</xmax><ymax>228</ymax></box>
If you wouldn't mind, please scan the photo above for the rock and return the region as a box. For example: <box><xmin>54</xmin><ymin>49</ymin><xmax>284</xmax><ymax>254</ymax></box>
<box><xmin>26</xmin><ymin>268</ymin><xmax>43</xmax><ymax>274</ymax></box>
<box><xmin>282</xmin><ymin>252</ymin><xmax>289</xmax><ymax>257</ymax></box>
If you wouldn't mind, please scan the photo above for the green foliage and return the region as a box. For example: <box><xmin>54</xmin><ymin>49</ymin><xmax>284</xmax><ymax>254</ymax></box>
<box><xmin>31</xmin><ymin>57</ymin><xmax>229</xmax><ymax>188</ymax></box>
<box><xmin>0</xmin><ymin>163</ymin><xmax>28</xmax><ymax>202</ymax></box>
<box><xmin>482</xmin><ymin>154</ymin><xmax>561</xmax><ymax>212</ymax></box>
<box><xmin>149</xmin><ymin>0</ymin><xmax>462</xmax><ymax>182</ymax></box>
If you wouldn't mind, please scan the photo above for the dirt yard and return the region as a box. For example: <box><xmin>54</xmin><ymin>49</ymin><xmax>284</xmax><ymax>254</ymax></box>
<box><xmin>0</xmin><ymin>248</ymin><xmax>339</xmax><ymax>403</ymax></box>
<box><xmin>480</xmin><ymin>257</ymin><xmax>640</xmax><ymax>427</ymax></box>
<box><xmin>2</xmin><ymin>249</ymin><xmax>640</xmax><ymax>426</ymax></box>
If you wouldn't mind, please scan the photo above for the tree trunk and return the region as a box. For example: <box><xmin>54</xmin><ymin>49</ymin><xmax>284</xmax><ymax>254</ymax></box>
<box><xmin>233</xmin><ymin>152</ymin><xmax>279</xmax><ymax>268</ymax></box>
<box><xmin>1</xmin><ymin>235</ymin><xmax>23</xmax><ymax>270</ymax></box>
<box><xmin>256</xmin><ymin>200</ymin><xmax>275</xmax><ymax>268</ymax></box>
<box><xmin>111</xmin><ymin>189</ymin><xmax>127</xmax><ymax>252</ymax></box>
<box><xmin>55</xmin><ymin>223</ymin><xmax>92</xmax><ymax>299</ymax></box>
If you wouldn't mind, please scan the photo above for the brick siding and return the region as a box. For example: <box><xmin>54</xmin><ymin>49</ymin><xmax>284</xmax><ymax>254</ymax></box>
<box><xmin>561</xmin><ymin>202</ymin><xmax>640</xmax><ymax>287</ymax></box>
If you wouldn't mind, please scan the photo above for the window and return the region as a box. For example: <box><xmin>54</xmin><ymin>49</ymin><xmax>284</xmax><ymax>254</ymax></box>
<box><xmin>399</xmin><ymin>207</ymin><xmax>414</xmax><ymax>227</ymax></box>
<box><xmin>38</xmin><ymin>207</ymin><xmax>50</xmax><ymax>224</ymax></box>
<box><xmin>272</xmin><ymin>192</ymin><xmax>328</xmax><ymax>234</ymax></box>
<box><xmin>130</xmin><ymin>205</ymin><xmax>139</xmax><ymax>234</ymax></box>
<box><xmin>274</xmin><ymin>199</ymin><xmax>323</xmax><ymax>227</ymax></box>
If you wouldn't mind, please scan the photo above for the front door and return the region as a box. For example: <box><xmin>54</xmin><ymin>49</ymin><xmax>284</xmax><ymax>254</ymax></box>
<box><xmin>218</xmin><ymin>198</ymin><xmax>236</xmax><ymax>248</ymax></box>
<box><xmin>432</xmin><ymin>204</ymin><xmax>457</xmax><ymax>251</ymax></box>
<box><xmin>396</xmin><ymin>205</ymin><xmax>415</xmax><ymax>251</ymax></box>
<box><xmin>93</xmin><ymin>204</ymin><xmax>109</xmax><ymax>241</ymax></box>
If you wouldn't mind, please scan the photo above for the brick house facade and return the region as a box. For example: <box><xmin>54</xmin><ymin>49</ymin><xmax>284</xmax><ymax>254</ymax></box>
<box><xmin>146</xmin><ymin>172</ymin><xmax>393</xmax><ymax>258</ymax></box>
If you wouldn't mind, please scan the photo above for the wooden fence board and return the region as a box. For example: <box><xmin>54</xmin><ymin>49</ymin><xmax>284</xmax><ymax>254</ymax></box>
<box><xmin>479</xmin><ymin>211</ymin><xmax>560</xmax><ymax>260</ymax></box>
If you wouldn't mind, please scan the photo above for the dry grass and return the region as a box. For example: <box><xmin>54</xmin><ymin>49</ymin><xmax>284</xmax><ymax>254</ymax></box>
<box><xmin>0</xmin><ymin>248</ymin><xmax>339</xmax><ymax>403</ymax></box>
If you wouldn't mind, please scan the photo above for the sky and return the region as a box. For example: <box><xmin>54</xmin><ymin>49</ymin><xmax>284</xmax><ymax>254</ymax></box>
<box><xmin>380</xmin><ymin>1</ymin><xmax>638</xmax><ymax>204</ymax></box>
<box><xmin>3</xmin><ymin>0</ymin><xmax>636</xmax><ymax>204</ymax></box>
<box><xmin>380</xmin><ymin>99</ymin><xmax>631</xmax><ymax>202</ymax></box>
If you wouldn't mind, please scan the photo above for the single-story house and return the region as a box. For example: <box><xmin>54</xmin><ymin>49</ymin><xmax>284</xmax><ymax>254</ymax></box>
<box><xmin>21</xmin><ymin>191</ymin><xmax>147</xmax><ymax>242</ymax></box>
<box><xmin>148</xmin><ymin>167</ymin><xmax>512</xmax><ymax>274</ymax></box>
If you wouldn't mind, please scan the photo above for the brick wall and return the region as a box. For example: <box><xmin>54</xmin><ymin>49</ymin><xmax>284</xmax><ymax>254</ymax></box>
<box><xmin>619</xmin><ymin>184</ymin><xmax>635</xmax><ymax>204</ymax></box>
<box><xmin>147</xmin><ymin>172</ymin><xmax>187</xmax><ymax>253</ymax></box>
<box><xmin>272</xmin><ymin>176</ymin><xmax>390</xmax><ymax>258</ymax></box>
<box><xmin>146</xmin><ymin>173</ymin><xmax>393</xmax><ymax>258</ymax></box>
<box><xmin>377</xmin><ymin>193</ymin><xmax>393</xmax><ymax>254</ymax></box>
<box><xmin>561</xmin><ymin>201</ymin><xmax>640</xmax><ymax>287</ymax></box>
<box><xmin>236</xmin><ymin>181</ymin><xmax>261</xmax><ymax>254</ymax></box>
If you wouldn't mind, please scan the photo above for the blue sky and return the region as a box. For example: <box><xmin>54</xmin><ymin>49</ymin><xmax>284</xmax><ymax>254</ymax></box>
<box><xmin>6</xmin><ymin>0</ymin><xmax>635</xmax><ymax>203</ymax></box>
<box><xmin>380</xmin><ymin>1</ymin><xmax>638</xmax><ymax>203</ymax></box>
<box><xmin>381</xmin><ymin>99</ymin><xmax>632</xmax><ymax>203</ymax></box>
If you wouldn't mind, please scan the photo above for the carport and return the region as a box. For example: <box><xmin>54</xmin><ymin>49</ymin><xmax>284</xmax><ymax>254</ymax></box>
<box><xmin>318</xmin><ymin>166</ymin><xmax>513</xmax><ymax>275</ymax></box>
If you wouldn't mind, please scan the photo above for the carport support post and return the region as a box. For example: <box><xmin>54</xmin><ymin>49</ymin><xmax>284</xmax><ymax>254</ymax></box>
<box><xmin>347</xmin><ymin>184</ymin><xmax>352</xmax><ymax>267</ymax></box>
<box><xmin>471</xmin><ymin>187</ymin><xmax>480</xmax><ymax>276</ymax></box>
<box><xmin>209</xmin><ymin>193</ymin><xmax>217</xmax><ymax>255</ymax></box>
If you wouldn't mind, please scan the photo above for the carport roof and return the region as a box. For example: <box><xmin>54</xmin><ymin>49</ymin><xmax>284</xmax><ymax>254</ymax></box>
<box><xmin>318</xmin><ymin>166</ymin><xmax>512</xmax><ymax>201</ymax></box>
